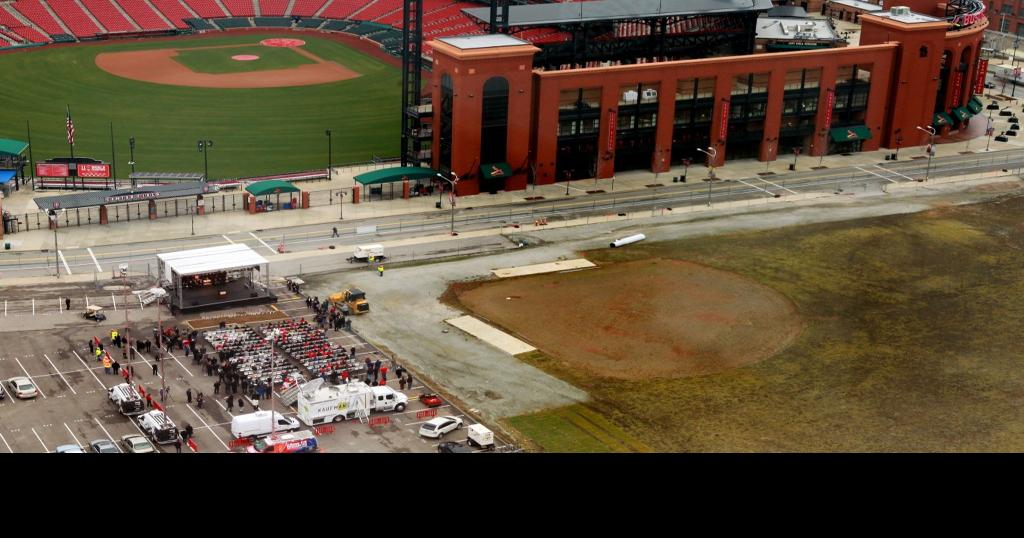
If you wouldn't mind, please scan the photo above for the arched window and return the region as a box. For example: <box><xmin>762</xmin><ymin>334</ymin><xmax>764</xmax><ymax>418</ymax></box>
<box><xmin>480</xmin><ymin>77</ymin><xmax>510</xmax><ymax>164</ymax></box>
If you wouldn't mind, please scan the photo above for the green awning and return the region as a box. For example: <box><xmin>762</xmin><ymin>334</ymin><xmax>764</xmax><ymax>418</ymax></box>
<box><xmin>0</xmin><ymin>138</ymin><xmax>28</xmax><ymax>157</ymax></box>
<box><xmin>480</xmin><ymin>162</ymin><xmax>512</xmax><ymax>179</ymax></box>
<box><xmin>245</xmin><ymin>180</ymin><xmax>299</xmax><ymax>196</ymax></box>
<box><xmin>952</xmin><ymin>107</ymin><xmax>972</xmax><ymax>121</ymax></box>
<box><xmin>829</xmin><ymin>125</ymin><xmax>872</xmax><ymax>143</ymax></box>
<box><xmin>353</xmin><ymin>166</ymin><xmax>439</xmax><ymax>186</ymax></box>
<box><xmin>966</xmin><ymin>96</ymin><xmax>984</xmax><ymax>114</ymax></box>
<box><xmin>933</xmin><ymin>112</ymin><xmax>954</xmax><ymax>127</ymax></box>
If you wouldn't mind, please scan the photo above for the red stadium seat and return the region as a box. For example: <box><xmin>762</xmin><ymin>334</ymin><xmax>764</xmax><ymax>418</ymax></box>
<box><xmin>81</xmin><ymin>0</ymin><xmax>136</xmax><ymax>32</ymax></box>
<box><xmin>221</xmin><ymin>0</ymin><xmax>254</xmax><ymax>17</ymax></box>
<box><xmin>149</xmin><ymin>0</ymin><xmax>194</xmax><ymax>28</ymax></box>
<box><xmin>117</xmin><ymin>0</ymin><xmax>174</xmax><ymax>30</ymax></box>
<box><xmin>181</xmin><ymin>0</ymin><xmax>228</xmax><ymax>18</ymax></box>
<box><xmin>11</xmin><ymin>0</ymin><xmax>67</xmax><ymax>36</ymax></box>
<box><xmin>318</xmin><ymin>0</ymin><xmax>366</xmax><ymax>19</ymax></box>
<box><xmin>289</xmin><ymin>0</ymin><xmax>327</xmax><ymax>17</ymax></box>
<box><xmin>46</xmin><ymin>0</ymin><xmax>103</xmax><ymax>37</ymax></box>
<box><xmin>258</xmin><ymin>0</ymin><xmax>288</xmax><ymax>16</ymax></box>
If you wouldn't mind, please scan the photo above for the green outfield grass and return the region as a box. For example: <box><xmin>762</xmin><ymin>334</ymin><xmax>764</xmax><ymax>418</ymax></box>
<box><xmin>0</xmin><ymin>33</ymin><xmax>400</xmax><ymax>179</ymax></box>
<box><xmin>172</xmin><ymin>45</ymin><xmax>315</xmax><ymax>74</ymax></box>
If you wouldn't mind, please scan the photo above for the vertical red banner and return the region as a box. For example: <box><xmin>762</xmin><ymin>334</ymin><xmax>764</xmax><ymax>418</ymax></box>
<box><xmin>606</xmin><ymin>109</ymin><xmax>617</xmax><ymax>153</ymax></box>
<box><xmin>974</xmin><ymin>59</ymin><xmax>988</xmax><ymax>95</ymax></box>
<box><xmin>823</xmin><ymin>89</ymin><xmax>835</xmax><ymax>130</ymax></box>
<box><xmin>951</xmin><ymin>71</ymin><xmax>963</xmax><ymax>107</ymax></box>
<box><xmin>719</xmin><ymin>100</ymin><xmax>730</xmax><ymax>143</ymax></box>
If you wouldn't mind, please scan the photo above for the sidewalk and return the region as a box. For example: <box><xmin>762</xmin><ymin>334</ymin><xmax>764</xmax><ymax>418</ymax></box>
<box><xmin>3</xmin><ymin>95</ymin><xmax>1023</xmax><ymax>252</ymax></box>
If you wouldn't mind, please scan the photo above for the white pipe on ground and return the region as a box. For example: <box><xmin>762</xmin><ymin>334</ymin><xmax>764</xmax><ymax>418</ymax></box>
<box><xmin>610</xmin><ymin>233</ymin><xmax>646</xmax><ymax>248</ymax></box>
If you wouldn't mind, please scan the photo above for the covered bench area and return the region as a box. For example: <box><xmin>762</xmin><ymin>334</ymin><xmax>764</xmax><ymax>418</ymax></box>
<box><xmin>353</xmin><ymin>166</ymin><xmax>441</xmax><ymax>203</ymax></box>
<box><xmin>243</xmin><ymin>179</ymin><xmax>309</xmax><ymax>213</ymax></box>
<box><xmin>157</xmin><ymin>243</ymin><xmax>275</xmax><ymax>314</ymax></box>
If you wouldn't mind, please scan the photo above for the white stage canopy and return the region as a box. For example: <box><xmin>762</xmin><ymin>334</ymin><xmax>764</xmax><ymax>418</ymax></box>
<box><xmin>157</xmin><ymin>243</ymin><xmax>269</xmax><ymax>281</ymax></box>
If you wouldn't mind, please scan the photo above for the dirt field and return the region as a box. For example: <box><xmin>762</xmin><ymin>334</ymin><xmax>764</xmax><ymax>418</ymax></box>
<box><xmin>454</xmin><ymin>259</ymin><xmax>802</xmax><ymax>379</ymax></box>
<box><xmin>95</xmin><ymin>43</ymin><xmax>359</xmax><ymax>88</ymax></box>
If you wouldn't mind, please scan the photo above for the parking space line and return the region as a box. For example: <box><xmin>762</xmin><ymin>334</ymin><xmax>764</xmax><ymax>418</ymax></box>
<box><xmin>0</xmin><ymin>432</ymin><xmax>11</xmax><ymax>453</ymax></box>
<box><xmin>32</xmin><ymin>299</ymin><xmax>34</xmax><ymax>315</ymax></box>
<box><xmin>222</xmin><ymin>235</ymin><xmax>235</xmax><ymax>244</ymax></box>
<box><xmin>185</xmin><ymin>404</ymin><xmax>230</xmax><ymax>451</ymax></box>
<box><xmin>64</xmin><ymin>422</ymin><xmax>84</xmax><ymax>449</ymax></box>
<box><xmin>93</xmin><ymin>418</ymin><xmax>123</xmax><ymax>452</ymax></box>
<box><xmin>58</xmin><ymin>298</ymin><xmax>62</xmax><ymax>313</ymax></box>
<box><xmin>87</xmin><ymin>248</ymin><xmax>103</xmax><ymax>272</ymax></box>
<box><xmin>165</xmin><ymin>350</ymin><xmax>195</xmax><ymax>377</ymax></box>
<box><xmin>58</xmin><ymin>250</ymin><xmax>72</xmax><ymax>275</ymax></box>
<box><xmin>44</xmin><ymin>354</ymin><xmax>77</xmax><ymax>395</ymax></box>
<box><xmin>215</xmin><ymin>400</ymin><xmax>235</xmax><ymax>418</ymax></box>
<box><xmin>31</xmin><ymin>428</ymin><xmax>48</xmax><ymax>452</ymax></box>
<box><xmin>131</xmin><ymin>347</ymin><xmax>153</xmax><ymax>369</ymax></box>
<box><xmin>13</xmin><ymin>357</ymin><xmax>45</xmax><ymax>399</ymax></box>
<box><xmin>250</xmin><ymin>232</ymin><xmax>278</xmax><ymax>255</ymax></box>
<box><xmin>73</xmin><ymin>350</ymin><xmax>107</xmax><ymax>390</ymax></box>
<box><xmin>111</xmin><ymin>294</ymin><xmax>117</xmax><ymax>311</ymax></box>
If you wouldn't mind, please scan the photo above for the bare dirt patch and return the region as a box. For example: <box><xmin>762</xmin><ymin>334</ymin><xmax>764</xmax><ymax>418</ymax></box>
<box><xmin>95</xmin><ymin>45</ymin><xmax>360</xmax><ymax>89</ymax></box>
<box><xmin>452</xmin><ymin>258</ymin><xmax>802</xmax><ymax>380</ymax></box>
<box><xmin>966</xmin><ymin>181</ymin><xmax>1024</xmax><ymax>194</ymax></box>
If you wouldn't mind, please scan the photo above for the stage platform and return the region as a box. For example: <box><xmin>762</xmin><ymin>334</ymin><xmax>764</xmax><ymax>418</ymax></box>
<box><xmin>169</xmin><ymin>279</ymin><xmax>276</xmax><ymax>314</ymax></box>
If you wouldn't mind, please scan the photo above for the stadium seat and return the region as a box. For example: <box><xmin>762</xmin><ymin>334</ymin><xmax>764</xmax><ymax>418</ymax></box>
<box><xmin>0</xmin><ymin>6</ymin><xmax>51</xmax><ymax>42</ymax></box>
<box><xmin>46</xmin><ymin>0</ymin><xmax>103</xmax><ymax>37</ymax></box>
<box><xmin>115</xmin><ymin>0</ymin><xmax>174</xmax><ymax>30</ymax></box>
<box><xmin>221</xmin><ymin>0</ymin><xmax>254</xmax><ymax>17</ymax></box>
<box><xmin>318</xmin><ymin>0</ymin><xmax>366</xmax><ymax>20</ymax></box>
<box><xmin>258</xmin><ymin>0</ymin><xmax>288</xmax><ymax>16</ymax></box>
<box><xmin>11</xmin><ymin>0</ymin><xmax>68</xmax><ymax>36</ymax></box>
<box><xmin>149</xmin><ymin>0</ymin><xmax>194</xmax><ymax>29</ymax></box>
<box><xmin>181</xmin><ymin>0</ymin><xmax>229</xmax><ymax>18</ymax></box>
<box><xmin>289</xmin><ymin>0</ymin><xmax>327</xmax><ymax>17</ymax></box>
<box><xmin>81</xmin><ymin>0</ymin><xmax>136</xmax><ymax>32</ymax></box>
<box><xmin>356</xmin><ymin>0</ymin><xmax>400</xmax><ymax>22</ymax></box>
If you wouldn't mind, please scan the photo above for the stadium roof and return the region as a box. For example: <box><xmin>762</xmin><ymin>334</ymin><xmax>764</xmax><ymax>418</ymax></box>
<box><xmin>34</xmin><ymin>182</ymin><xmax>216</xmax><ymax>210</ymax></box>
<box><xmin>157</xmin><ymin>244</ymin><xmax>268</xmax><ymax>278</ymax></box>
<box><xmin>437</xmin><ymin>35</ymin><xmax>532</xmax><ymax>50</ymax></box>
<box><xmin>463</xmin><ymin>0</ymin><xmax>774</xmax><ymax>26</ymax></box>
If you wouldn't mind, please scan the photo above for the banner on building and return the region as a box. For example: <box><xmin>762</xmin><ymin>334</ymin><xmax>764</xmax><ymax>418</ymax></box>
<box><xmin>606</xmin><ymin>110</ymin><xmax>617</xmax><ymax>153</ymax></box>
<box><xmin>951</xmin><ymin>71</ymin><xmax>963</xmax><ymax>107</ymax></box>
<box><xmin>974</xmin><ymin>58</ymin><xmax>989</xmax><ymax>94</ymax></box>
<box><xmin>823</xmin><ymin>89</ymin><xmax>836</xmax><ymax>130</ymax></box>
<box><xmin>719</xmin><ymin>100</ymin><xmax>730</xmax><ymax>143</ymax></box>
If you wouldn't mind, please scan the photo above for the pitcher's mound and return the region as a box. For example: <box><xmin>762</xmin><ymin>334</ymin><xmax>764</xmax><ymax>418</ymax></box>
<box><xmin>453</xmin><ymin>258</ymin><xmax>802</xmax><ymax>379</ymax></box>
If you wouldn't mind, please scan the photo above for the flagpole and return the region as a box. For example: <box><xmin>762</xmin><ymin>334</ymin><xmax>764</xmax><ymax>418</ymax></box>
<box><xmin>67</xmin><ymin>105</ymin><xmax>75</xmax><ymax>160</ymax></box>
<box><xmin>109</xmin><ymin>122</ymin><xmax>116</xmax><ymax>189</ymax></box>
<box><xmin>26</xmin><ymin>120</ymin><xmax>35</xmax><ymax>191</ymax></box>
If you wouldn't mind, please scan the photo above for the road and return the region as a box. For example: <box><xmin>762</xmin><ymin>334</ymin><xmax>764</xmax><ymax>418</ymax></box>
<box><xmin>2</xmin><ymin>147</ymin><xmax>1023</xmax><ymax>280</ymax></box>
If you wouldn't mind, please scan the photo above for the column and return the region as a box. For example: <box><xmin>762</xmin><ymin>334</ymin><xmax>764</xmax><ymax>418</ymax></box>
<box><xmin>759</xmin><ymin>69</ymin><xmax>786</xmax><ymax>162</ymax></box>
<box><xmin>811</xmin><ymin>63</ymin><xmax>839</xmax><ymax>158</ymax></box>
<box><xmin>652</xmin><ymin>78</ymin><xmax>676</xmax><ymax>172</ymax></box>
<box><xmin>596</xmin><ymin>82</ymin><xmax>620</xmax><ymax>179</ymax></box>
<box><xmin>708</xmin><ymin>76</ymin><xmax>734</xmax><ymax>167</ymax></box>
<box><xmin>533</xmin><ymin>81</ymin><xmax>560</xmax><ymax>186</ymax></box>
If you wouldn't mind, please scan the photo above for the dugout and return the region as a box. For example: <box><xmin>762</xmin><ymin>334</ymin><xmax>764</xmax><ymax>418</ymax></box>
<box><xmin>157</xmin><ymin>244</ymin><xmax>275</xmax><ymax>314</ymax></box>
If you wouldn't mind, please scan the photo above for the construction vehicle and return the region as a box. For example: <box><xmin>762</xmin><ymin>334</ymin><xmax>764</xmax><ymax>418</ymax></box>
<box><xmin>329</xmin><ymin>288</ymin><xmax>370</xmax><ymax>314</ymax></box>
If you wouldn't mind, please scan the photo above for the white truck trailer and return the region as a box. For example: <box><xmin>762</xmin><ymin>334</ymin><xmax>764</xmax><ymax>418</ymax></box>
<box><xmin>347</xmin><ymin>244</ymin><xmax>386</xmax><ymax>263</ymax></box>
<box><xmin>296</xmin><ymin>379</ymin><xmax>408</xmax><ymax>426</ymax></box>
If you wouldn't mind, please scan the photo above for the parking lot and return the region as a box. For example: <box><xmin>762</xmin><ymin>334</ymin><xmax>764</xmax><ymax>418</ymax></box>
<box><xmin>0</xmin><ymin>280</ymin><xmax>510</xmax><ymax>453</ymax></box>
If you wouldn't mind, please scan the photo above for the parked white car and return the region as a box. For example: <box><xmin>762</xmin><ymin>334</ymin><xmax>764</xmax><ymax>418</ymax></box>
<box><xmin>6</xmin><ymin>377</ymin><xmax>38</xmax><ymax>399</ymax></box>
<box><xmin>418</xmin><ymin>416</ymin><xmax>464</xmax><ymax>439</ymax></box>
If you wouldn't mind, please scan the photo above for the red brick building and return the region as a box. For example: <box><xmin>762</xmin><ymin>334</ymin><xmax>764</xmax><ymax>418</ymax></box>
<box><xmin>429</xmin><ymin>3</ymin><xmax>988</xmax><ymax>195</ymax></box>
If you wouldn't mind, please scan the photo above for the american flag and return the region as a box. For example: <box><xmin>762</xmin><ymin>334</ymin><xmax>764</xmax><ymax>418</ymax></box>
<box><xmin>65</xmin><ymin>106</ymin><xmax>75</xmax><ymax>146</ymax></box>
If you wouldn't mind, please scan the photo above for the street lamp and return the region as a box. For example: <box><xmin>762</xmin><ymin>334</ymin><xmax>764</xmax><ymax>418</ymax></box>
<box><xmin>189</xmin><ymin>205</ymin><xmax>195</xmax><ymax>236</ymax></box>
<box><xmin>695</xmin><ymin>146</ymin><xmax>717</xmax><ymax>206</ymax></box>
<box><xmin>197</xmin><ymin>139</ymin><xmax>213</xmax><ymax>181</ymax></box>
<box><xmin>49</xmin><ymin>210</ymin><xmax>59</xmax><ymax>278</ymax></box>
<box><xmin>325</xmin><ymin>129</ymin><xmax>333</xmax><ymax>179</ymax></box>
<box><xmin>915</xmin><ymin>125</ymin><xmax>936</xmax><ymax>182</ymax></box>
<box><xmin>894</xmin><ymin>131</ymin><xmax>903</xmax><ymax>160</ymax></box>
<box><xmin>337</xmin><ymin>190</ymin><xmax>344</xmax><ymax>219</ymax></box>
<box><xmin>682</xmin><ymin>158</ymin><xmax>691</xmax><ymax>182</ymax></box>
<box><xmin>149</xmin><ymin>287</ymin><xmax>168</xmax><ymax>397</ymax></box>
<box><xmin>435</xmin><ymin>172</ymin><xmax>459</xmax><ymax>236</ymax></box>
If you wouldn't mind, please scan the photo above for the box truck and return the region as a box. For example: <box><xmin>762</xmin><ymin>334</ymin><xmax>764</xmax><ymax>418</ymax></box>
<box><xmin>296</xmin><ymin>379</ymin><xmax>408</xmax><ymax>426</ymax></box>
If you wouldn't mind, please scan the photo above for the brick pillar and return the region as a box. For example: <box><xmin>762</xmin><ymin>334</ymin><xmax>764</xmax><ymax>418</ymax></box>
<box><xmin>760</xmin><ymin>70</ymin><xmax>786</xmax><ymax>162</ymax></box>
<box><xmin>148</xmin><ymin>200</ymin><xmax>157</xmax><ymax>220</ymax></box>
<box><xmin>402</xmin><ymin>180</ymin><xmax>410</xmax><ymax>199</ymax></box>
<box><xmin>301</xmin><ymin>191</ymin><xmax>310</xmax><ymax>209</ymax></box>
<box><xmin>653</xmin><ymin>78</ymin><xmax>676</xmax><ymax>173</ymax></box>
<box><xmin>811</xmin><ymin>63</ymin><xmax>839</xmax><ymax>158</ymax></box>
<box><xmin>99</xmin><ymin>205</ymin><xmax>108</xmax><ymax>225</ymax></box>
<box><xmin>352</xmin><ymin>185</ymin><xmax>361</xmax><ymax>204</ymax></box>
<box><xmin>247</xmin><ymin>194</ymin><xmax>258</xmax><ymax>214</ymax></box>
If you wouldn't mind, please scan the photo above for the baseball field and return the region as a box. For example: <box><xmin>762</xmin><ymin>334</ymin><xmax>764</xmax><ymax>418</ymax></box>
<box><xmin>0</xmin><ymin>32</ymin><xmax>400</xmax><ymax>179</ymax></box>
<box><xmin>450</xmin><ymin>186</ymin><xmax>1024</xmax><ymax>452</ymax></box>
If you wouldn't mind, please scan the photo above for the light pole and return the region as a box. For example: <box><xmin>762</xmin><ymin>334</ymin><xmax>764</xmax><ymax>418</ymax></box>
<box><xmin>49</xmin><ymin>210</ymin><xmax>59</xmax><ymax>278</ymax></box>
<box><xmin>894</xmin><ymin>131</ymin><xmax>903</xmax><ymax>159</ymax></box>
<box><xmin>915</xmin><ymin>125</ymin><xmax>936</xmax><ymax>182</ymax></box>
<box><xmin>120</xmin><ymin>264</ymin><xmax>130</xmax><ymax>375</ymax></box>
<box><xmin>696</xmin><ymin>146</ymin><xmax>717</xmax><ymax>206</ymax></box>
<box><xmin>792</xmin><ymin>146</ymin><xmax>800</xmax><ymax>171</ymax></box>
<box><xmin>189</xmin><ymin>205</ymin><xmax>195</xmax><ymax>236</ymax></box>
<box><xmin>128</xmin><ymin>136</ymin><xmax>136</xmax><ymax>188</ymax></box>
<box><xmin>197</xmin><ymin>139</ymin><xmax>213</xmax><ymax>181</ymax></box>
<box><xmin>150</xmin><ymin>288</ymin><xmax>167</xmax><ymax>397</ymax></box>
<box><xmin>435</xmin><ymin>172</ymin><xmax>459</xmax><ymax>236</ymax></box>
<box><xmin>325</xmin><ymin>129</ymin><xmax>333</xmax><ymax>179</ymax></box>
<box><xmin>682</xmin><ymin>158</ymin><xmax>691</xmax><ymax>182</ymax></box>
<box><xmin>985</xmin><ymin>115</ymin><xmax>995</xmax><ymax>151</ymax></box>
<box><xmin>337</xmin><ymin>190</ymin><xmax>344</xmax><ymax>219</ymax></box>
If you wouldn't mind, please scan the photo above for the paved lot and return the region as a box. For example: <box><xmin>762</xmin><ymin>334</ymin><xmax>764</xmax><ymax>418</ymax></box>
<box><xmin>0</xmin><ymin>283</ymin><xmax>509</xmax><ymax>453</ymax></box>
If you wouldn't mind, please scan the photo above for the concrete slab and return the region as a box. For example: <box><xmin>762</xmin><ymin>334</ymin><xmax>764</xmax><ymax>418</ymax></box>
<box><xmin>445</xmin><ymin>315</ymin><xmax>536</xmax><ymax>355</ymax></box>
<box><xmin>491</xmin><ymin>258</ymin><xmax>596</xmax><ymax>278</ymax></box>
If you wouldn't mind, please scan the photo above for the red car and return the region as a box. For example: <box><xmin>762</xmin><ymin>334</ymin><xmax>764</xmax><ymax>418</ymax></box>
<box><xmin>419</xmin><ymin>393</ymin><xmax>444</xmax><ymax>407</ymax></box>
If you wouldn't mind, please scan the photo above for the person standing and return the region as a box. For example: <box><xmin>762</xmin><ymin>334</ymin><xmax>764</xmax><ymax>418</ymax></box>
<box><xmin>174</xmin><ymin>438</ymin><xmax>182</xmax><ymax>454</ymax></box>
<box><xmin>112</xmin><ymin>360</ymin><xmax>120</xmax><ymax>375</ymax></box>
<box><xmin>103</xmin><ymin>355</ymin><xmax>112</xmax><ymax>375</ymax></box>
<box><xmin>152</xmin><ymin>363</ymin><xmax>159</xmax><ymax>376</ymax></box>
<box><xmin>226</xmin><ymin>395</ymin><xmax>234</xmax><ymax>411</ymax></box>
<box><xmin>377</xmin><ymin>264</ymin><xmax>384</xmax><ymax>277</ymax></box>
<box><xmin>214</xmin><ymin>380</ymin><xmax>221</xmax><ymax>395</ymax></box>
<box><xmin>399</xmin><ymin>377</ymin><xmax>406</xmax><ymax>390</ymax></box>
<box><xmin>88</xmin><ymin>339</ymin><xmax>95</xmax><ymax>356</ymax></box>
<box><xmin>406</xmin><ymin>374</ymin><xmax>413</xmax><ymax>389</ymax></box>
<box><xmin>186</xmin><ymin>388</ymin><xmax>192</xmax><ymax>404</ymax></box>
<box><xmin>237</xmin><ymin>396</ymin><xmax>245</xmax><ymax>412</ymax></box>
<box><xmin>145</xmin><ymin>393</ymin><xmax>153</xmax><ymax>408</ymax></box>
<box><xmin>196</xmin><ymin>392</ymin><xmax>204</xmax><ymax>409</ymax></box>
<box><xmin>65</xmin><ymin>297</ymin><xmax>71</xmax><ymax>311</ymax></box>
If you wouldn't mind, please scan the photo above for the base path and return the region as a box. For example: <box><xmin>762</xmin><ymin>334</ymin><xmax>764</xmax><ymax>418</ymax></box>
<box><xmin>95</xmin><ymin>46</ymin><xmax>359</xmax><ymax>89</ymax></box>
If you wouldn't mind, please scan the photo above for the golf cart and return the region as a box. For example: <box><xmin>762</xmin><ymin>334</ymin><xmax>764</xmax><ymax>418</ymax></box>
<box><xmin>84</xmin><ymin>305</ymin><xmax>106</xmax><ymax>322</ymax></box>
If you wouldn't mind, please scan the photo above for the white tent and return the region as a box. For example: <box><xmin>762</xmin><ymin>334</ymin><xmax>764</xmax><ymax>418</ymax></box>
<box><xmin>156</xmin><ymin>244</ymin><xmax>272</xmax><ymax>312</ymax></box>
<box><xmin>157</xmin><ymin>243</ymin><xmax>268</xmax><ymax>282</ymax></box>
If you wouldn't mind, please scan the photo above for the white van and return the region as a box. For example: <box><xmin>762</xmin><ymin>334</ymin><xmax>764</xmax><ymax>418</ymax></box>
<box><xmin>231</xmin><ymin>411</ymin><xmax>301</xmax><ymax>439</ymax></box>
